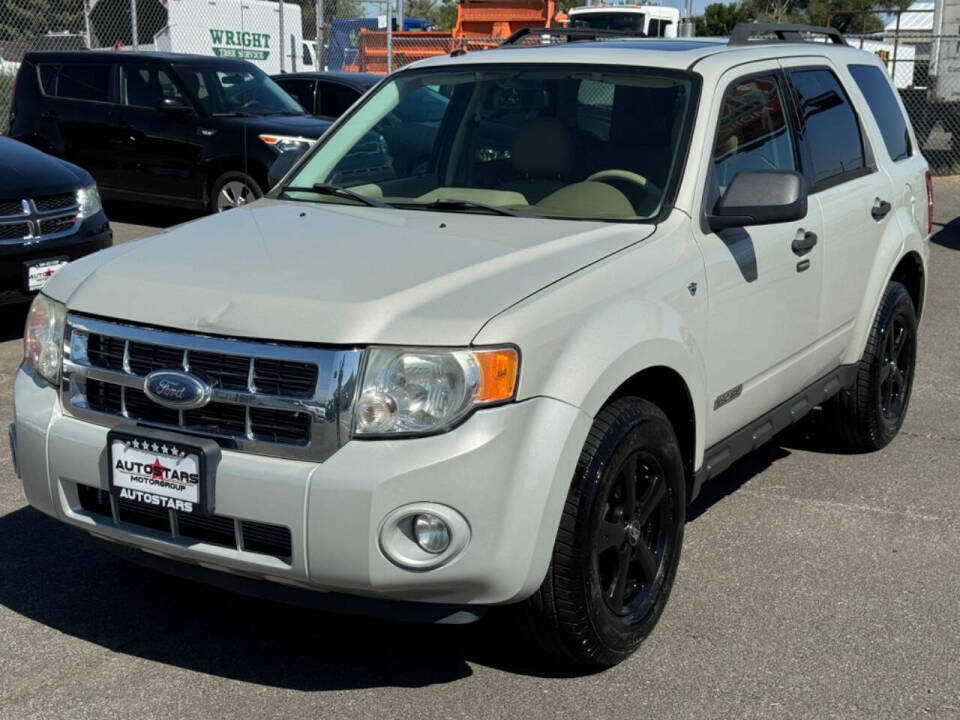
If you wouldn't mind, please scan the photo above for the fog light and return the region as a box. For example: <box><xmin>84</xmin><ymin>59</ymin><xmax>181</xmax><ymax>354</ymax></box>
<box><xmin>413</xmin><ymin>513</ymin><xmax>450</xmax><ymax>554</ymax></box>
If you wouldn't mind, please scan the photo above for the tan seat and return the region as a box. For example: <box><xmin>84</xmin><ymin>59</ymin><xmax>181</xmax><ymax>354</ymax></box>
<box><xmin>501</xmin><ymin>117</ymin><xmax>575</xmax><ymax>203</ymax></box>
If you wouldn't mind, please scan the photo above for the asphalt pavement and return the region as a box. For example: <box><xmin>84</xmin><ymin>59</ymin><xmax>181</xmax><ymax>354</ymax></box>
<box><xmin>0</xmin><ymin>188</ymin><xmax>958</xmax><ymax>719</ymax></box>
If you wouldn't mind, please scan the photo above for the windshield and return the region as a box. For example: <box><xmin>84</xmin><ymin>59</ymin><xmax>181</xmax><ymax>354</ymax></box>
<box><xmin>570</xmin><ymin>13</ymin><xmax>646</xmax><ymax>33</ymax></box>
<box><xmin>283</xmin><ymin>65</ymin><xmax>695</xmax><ymax>221</ymax></box>
<box><xmin>173</xmin><ymin>64</ymin><xmax>305</xmax><ymax>116</ymax></box>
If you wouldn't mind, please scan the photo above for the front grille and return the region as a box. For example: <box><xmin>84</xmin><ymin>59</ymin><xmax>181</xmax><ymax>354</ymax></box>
<box><xmin>34</xmin><ymin>193</ymin><xmax>77</xmax><ymax>212</ymax></box>
<box><xmin>0</xmin><ymin>194</ymin><xmax>79</xmax><ymax>243</ymax></box>
<box><xmin>0</xmin><ymin>199</ymin><xmax>24</xmax><ymax>217</ymax></box>
<box><xmin>62</xmin><ymin>315</ymin><xmax>363</xmax><ymax>462</ymax></box>
<box><xmin>77</xmin><ymin>484</ymin><xmax>293</xmax><ymax>559</ymax></box>
<box><xmin>40</xmin><ymin>215</ymin><xmax>78</xmax><ymax>235</ymax></box>
<box><xmin>0</xmin><ymin>223</ymin><xmax>29</xmax><ymax>240</ymax></box>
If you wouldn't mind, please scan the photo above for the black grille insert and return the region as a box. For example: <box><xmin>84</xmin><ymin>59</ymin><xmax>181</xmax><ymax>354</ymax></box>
<box><xmin>34</xmin><ymin>193</ymin><xmax>77</xmax><ymax>212</ymax></box>
<box><xmin>40</xmin><ymin>215</ymin><xmax>77</xmax><ymax>235</ymax></box>
<box><xmin>76</xmin><ymin>484</ymin><xmax>292</xmax><ymax>558</ymax></box>
<box><xmin>0</xmin><ymin>199</ymin><xmax>23</xmax><ymax>217</ymax></box>
<box><xmin>0</xmin><ymin>223</ymin><xmax>29</xmax><ymax>240</ymax></box>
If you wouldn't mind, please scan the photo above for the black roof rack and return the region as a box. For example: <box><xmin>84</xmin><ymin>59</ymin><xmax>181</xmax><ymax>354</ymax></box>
<box><xmin>499</xmin><ymin>27</ymin><xmax>642</xmax><ymax>47</ymax></box>
<box><xmin>728</xmin><ymin>23</ymin><xmax>847</xmax><ymax>46</ymax></box>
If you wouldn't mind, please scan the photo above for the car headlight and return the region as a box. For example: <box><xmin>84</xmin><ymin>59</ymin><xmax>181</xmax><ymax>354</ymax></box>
<box><xmin>353</xmin><ymin>347</ymin><xmax>519</xmax><ymax>437</ymax></box>
<box><xmin>23</xmin><ymin>294</ymin><xmax>66</xmax><ymax>385</ymax></box>
<box><xmin>259</xmin><ymin>134</ymin><xmax>314</xmax><ymax>153</ymax></box>
<box><xmin>76</xmin><ymin>183</ymin><xmax>102</xmax><ymax>219</ymax></box>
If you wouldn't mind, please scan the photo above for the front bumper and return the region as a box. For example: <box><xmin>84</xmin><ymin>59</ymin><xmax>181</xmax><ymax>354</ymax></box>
<box><xmin>13</xmin><ymin>366</ymin><xmax>591</xmax><ymax>608</ymax></box>
<box><xmin>0</xmin><ymin>218</ymin><xmax>112</xmax><ymax>306</ymax></box>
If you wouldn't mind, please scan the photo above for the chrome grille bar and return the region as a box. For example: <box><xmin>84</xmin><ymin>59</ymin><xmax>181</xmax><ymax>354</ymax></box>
<box><xmin>61</xmin><ymin>314</ymin><xmax>363</xmax><ymax>463</ymax></box>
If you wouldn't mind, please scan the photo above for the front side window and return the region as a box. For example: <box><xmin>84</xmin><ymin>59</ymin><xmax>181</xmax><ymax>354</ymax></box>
<box><xmin>848</xmin><ymin>64</ymin><xmax>911</xmax><ymax>162</ymax></box>
<box><xmin>172</xmin><ymin>64</ymin><xmax>304</xmax><ymax>116</ymax></box>
<box><xmin>712</xmin><ymin>75</ymin><xmax>796</xmax><ymax>199</ymax></box>
<box><xmin>788</xmin><ymin>68</ymin><xmax>865</xmax><ymax>188</ymax></box>
<box><xmin>284</xmin><ymin>65</ymin><xmax>696</xmax><ymax>222</ymax></box>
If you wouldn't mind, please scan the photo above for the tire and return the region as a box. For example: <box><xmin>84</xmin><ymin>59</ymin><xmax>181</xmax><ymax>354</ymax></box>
<box><xmin>209</xmin><ymin>171</ymin><xmax>262</xmax><ymax>213</ymax></box>
<box><xmin>521</xmin><ymin>397</ymin><xmax>686</xmax><ymax>668</ymax></box>
<box><xmin>834</xmin><ymin>281</ymin><xmax>918</xmax><ymax>450</ymax></box>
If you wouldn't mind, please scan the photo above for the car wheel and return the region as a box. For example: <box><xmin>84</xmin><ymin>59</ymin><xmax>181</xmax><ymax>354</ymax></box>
<box><xmin>834</xmin><ymin>281</ymin><xmax>918</xmax><ymax>450</ymax></box>
<box><xmin>522</xmin><ymin>397</ymin><xmax>686</xmax><ymax>668</ymax></box>
<box><xmin>210</xmin><ymin>172</ymin><xmax>262</xmax><ymax>213</ymax></box>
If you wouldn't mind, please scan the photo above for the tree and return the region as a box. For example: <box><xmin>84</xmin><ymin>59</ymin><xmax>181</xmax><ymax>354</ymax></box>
<box><xmin>405</xmin><ymin>0</ymin><xmax>457</xmax><ymax>29</ymax></box>
<box><xmin>0</xmin><ymin>0</ymin><xmax>83</xmax><ymax>42</ymax></box>
<box><xmin>694</xmin><ymin>2</ymin><xmax>754</xmax><ymax>36</ymax></box>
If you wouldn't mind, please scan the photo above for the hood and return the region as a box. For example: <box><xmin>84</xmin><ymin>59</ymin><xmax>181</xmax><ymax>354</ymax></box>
<box><xmin>0</xmin><ymin>137</ymin><xmax>89</xmax><ymax>198</ymax></box>
<box><xmin>235</xmin><ymin>114</ymin><xmax>333</xmax><ymax>139</ymax></box>
<box><xmin>46</xmin><ymin>200</ymin><xmax>654</xmax><ymax>346</ymax></box>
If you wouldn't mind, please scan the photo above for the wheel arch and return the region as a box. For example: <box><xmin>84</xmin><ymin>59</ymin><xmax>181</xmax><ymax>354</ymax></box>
<box><xmin>201</xmin><ymin>156</ymin><xmax>271</xmax><ymax>206</ymax></box>
<box><xmin>890</xmin><ymin>250</ymin><xmax>925</xmax><ymax>320</ymax></box>
<box><xmin>603</xmin><ymin>366</ymin><xmax>698</xmax><ymax>502</ymax></box>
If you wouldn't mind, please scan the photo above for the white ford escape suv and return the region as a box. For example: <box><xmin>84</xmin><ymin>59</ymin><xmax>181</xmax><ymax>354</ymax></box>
<box><xmin>11</xmin><ymin>24</ymin><xmax>930</xmax><ymax>667</ymax></box>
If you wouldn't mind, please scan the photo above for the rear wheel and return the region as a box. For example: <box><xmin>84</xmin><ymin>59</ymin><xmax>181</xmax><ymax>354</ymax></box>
<box><xmin>522</xmin><ymin>397</ymin><xmax>686</xmax><ymax>667</ymax></box>
<box><xmin>834</xmin><ymin>281</ymin><xmax>917</xmax><ymax>450</ymax></box>
<box><xmin>210</xmin><ymin>171</ymin><xmax>262</xmax><ymax>213</ymax></box>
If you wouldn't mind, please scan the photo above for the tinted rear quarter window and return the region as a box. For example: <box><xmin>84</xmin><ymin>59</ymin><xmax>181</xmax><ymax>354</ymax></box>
<box><xmin>848</xmin><ymin>64</ymin><xmax>912</xmax><ymax>162</ymax></box>
<box><xmin>55</xmin><ymin>63</ymin><xmax>112</xmax><ymax>102</ymax></box>
<box><xmin>788</xmin><ymin>69</ymin><xmax>864</xmax><ymax>188</ymax></box>
<box><xmin>318</xmin><ymin>82</ymin><xmax>360</xmax><ymax>117</ymax></box>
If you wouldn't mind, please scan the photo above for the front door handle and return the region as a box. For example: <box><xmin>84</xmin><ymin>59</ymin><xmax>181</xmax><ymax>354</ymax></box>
<box><xmin>791</xmin><ymin>229</ymin><xmax>818</xmax><ymax>256</ymax></box>
<box><xmin>871</xmin><ymin>198</ymin><xmax>892</xmax><ymax>221</ymax></box>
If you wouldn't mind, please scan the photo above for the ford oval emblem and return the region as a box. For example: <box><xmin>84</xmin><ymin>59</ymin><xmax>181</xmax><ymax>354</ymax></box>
<box><xmin>143</xmin><ymin>370</ymin><xmax>212</xmax><ymax>410</ymax></box>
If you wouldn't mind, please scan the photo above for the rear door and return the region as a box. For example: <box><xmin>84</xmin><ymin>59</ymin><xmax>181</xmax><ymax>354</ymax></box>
<box><xmin>779</xmin><ymin>60</ymin><xmax>896</xmax><ymax>369</ymax></box>
<box><xmin>114</xmin><ymin>59</ymin><xmax>199</xmax><ymax>201</ymax></box>
<box><xmin>40</xmin><ymin>60</ymin><xmax>119</xmax><ymax>188</ymax></box>
<box><xmin>692</xmin><ymin>62</ymin><xmax>826</xmax><ymax>444</ymax></box>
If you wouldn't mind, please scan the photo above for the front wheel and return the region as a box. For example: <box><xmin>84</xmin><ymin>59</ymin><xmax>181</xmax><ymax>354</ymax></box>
<box><xmin>522</xmin><ymin>397</ymin><xmax>686</xmax><ymax>667</ymax></box>
<box><xmin>210</xmin><ymin>171</ymin><xmax>262</xmax><ymax>213</ymax></box>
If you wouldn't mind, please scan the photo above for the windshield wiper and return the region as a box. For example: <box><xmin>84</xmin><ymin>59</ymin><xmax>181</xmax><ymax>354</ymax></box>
<box><xmin>408</xmin><ymin>198</ymin><xmax>521</xmax><ymax>217</ymax></box>
<box><xmin>283</xmin><ymin>183</ymin><xmax>390</xmax><ymax>209</ymax></box>
<box><xmin>212</xmin><ymin>111</ymin><xmax>257</xmax><ymax>117</ymax></box>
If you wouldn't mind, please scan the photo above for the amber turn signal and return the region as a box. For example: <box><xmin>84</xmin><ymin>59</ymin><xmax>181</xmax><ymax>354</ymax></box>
<box><xmin>473</xmin><ymin>348</ymin><xmax>519</xmax><ymax>404</ymax></box>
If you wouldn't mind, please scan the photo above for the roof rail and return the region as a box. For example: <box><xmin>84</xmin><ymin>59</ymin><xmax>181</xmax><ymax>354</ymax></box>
<box><xmin>499</xmin><ymin>27</ymin><xmax>642</xmax><ymax>46</ymax></box>
<box><xmin>728</xmin><ymin>23</ymin><xmax>847</xmax><ymax>46</ymax></box>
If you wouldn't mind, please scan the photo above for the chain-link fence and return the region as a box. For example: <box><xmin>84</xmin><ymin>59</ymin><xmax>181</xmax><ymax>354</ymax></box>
<box><xmin>4</xmin><ymin>1</ymin><xmax>960</xmax><ymax>175</ymax></box>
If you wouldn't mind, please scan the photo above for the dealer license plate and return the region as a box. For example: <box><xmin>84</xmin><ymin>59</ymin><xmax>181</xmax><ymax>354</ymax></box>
<box><xmin>25</xmin><ymin>258</ymin><xmax>69</xmax><ymax>292</ymax></box>
<box><xmin>108</xmin><ymin>431</ymin><xmax>206</xmax><ymax>514</ymax></box>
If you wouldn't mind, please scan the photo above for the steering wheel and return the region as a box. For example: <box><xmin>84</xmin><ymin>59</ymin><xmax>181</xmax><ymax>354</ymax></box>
<box><xmin>586</xmin><ymin>169</ymin><xmax>663</xmax><ymax>199</ymax></box>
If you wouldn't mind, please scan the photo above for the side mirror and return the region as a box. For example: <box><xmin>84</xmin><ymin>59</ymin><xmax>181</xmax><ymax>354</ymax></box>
<box><xmin>708</xmin><ymin>170</ymin><xmax>807</xmax><ymax>231</ymax></box>
<box><xmin>156</xmin><ymin>97</ymin><xmax>193</xmax><ymax>114</ymax></box>
<box><xmin>267</xmin><ymin>146</ymin><xmax>308</xmax><ymax>188</ymax></box>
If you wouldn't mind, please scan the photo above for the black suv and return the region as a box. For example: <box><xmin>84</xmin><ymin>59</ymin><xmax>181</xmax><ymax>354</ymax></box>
<box><xmin>0</xmin><ymin>136</ymin><xmax>111</xmax><ymax>306</ymax></box>
<box><xmin>8</xmin><ymin>52</ymin><xmax>334</xmax><ymax>213</ymax></box>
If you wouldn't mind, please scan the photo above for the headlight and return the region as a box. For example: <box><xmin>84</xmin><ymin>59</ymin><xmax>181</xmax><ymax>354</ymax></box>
<box><xmin>76</xmin><ymin>184</ymin><xmax>102</xmax><ymax>219</ymax></box>
<box><xmin>259</xmin><ymin>134</ymin><xmax>314</xmax><ymax>153</ymax></box>
<box><xmin>353</xmin><ymin>347</ymin><xmax>519</xmax><ymax>437</ymax></box>
<box><xmin>23</xmin><ymin>294</ymin><xmax>66</xmax><ymax>385</ymax></box>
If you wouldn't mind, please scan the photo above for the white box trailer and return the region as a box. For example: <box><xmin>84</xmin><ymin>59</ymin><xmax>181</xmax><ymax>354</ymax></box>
<box><xmin>153</xmin><ymin>0</ymin><xmax>306</xmax><ymax>75</ymax></box>
<box><xmin>931</xmin><ymin>0</ymin><xmax>960</xmax><ymax>101</ymax></box>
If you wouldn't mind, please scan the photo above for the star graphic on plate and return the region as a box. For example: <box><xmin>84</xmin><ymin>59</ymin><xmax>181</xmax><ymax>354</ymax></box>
<box><xmin>170</xmin><ymin>445</ymin><xmax>180</xmax><ymax>457</ymax></box>
<box><xmin>149</xmin><ymin>458</ymin><xmax>166</xmax><ymax>480</ymax></box>
<box><xmin>151</xmin><ymin>443</ymin><xmax>159</xmax><ymax>452</ymax></box>
<box><xmin>131</xmin><ymin>440</ymin><xmax>140</xmax><ymax>449</ymax></box>
<box><xmin>161</xmin><ymin>444</ymin><xmax>169</xmax><ymax>455</ymax></box>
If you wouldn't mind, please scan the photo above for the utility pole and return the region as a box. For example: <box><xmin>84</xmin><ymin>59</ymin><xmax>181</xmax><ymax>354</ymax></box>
<box><xmin>279</xmin><ymin>0</ymin><xmax>285</xmax><ymax>73</ymax></box>
<box><xmin>130</xmin><ymin>0</ymin><xmax>139</xmax><ymax>49</ymax></box>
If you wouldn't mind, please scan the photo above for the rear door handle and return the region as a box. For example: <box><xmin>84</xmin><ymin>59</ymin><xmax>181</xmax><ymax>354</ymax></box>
<box><xmin>791</xmin><ymin>229</ymin><xmax>818</xmax><ymax>256</ymax></box>
<box><xmin>40</xmin><ymin>110</ymin><xmax>57</xmax><ymax>120</ymax></box>
<box><xmin>871</xmin><ymin>198</ymin><xmax>892</xmax><ymax>221</ymax></box>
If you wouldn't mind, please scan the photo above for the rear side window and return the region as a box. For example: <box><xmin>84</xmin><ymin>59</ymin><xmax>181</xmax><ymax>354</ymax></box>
<box><xmin>277</xmin><ymin>78</ymin><xmax>316</xmax><ymax>114</ymax></box>
<box><xmin>788</xmin><ymin>69</ymin><xmax>865</xmax><ymax>188</ymax></box>
<box><xmin>848</xmin><ymin>64</ymin><xmax>912</xmax><ymax>162</ymax></box>
<box><xmin>53</xmin><ymin>63</ymin><xmax>112</xmax><ymax>102</ymax></box>
<box><xmin>712</xmin><ymin>75</ymin><xmax>796</xmax><ymax>198</ymax></box>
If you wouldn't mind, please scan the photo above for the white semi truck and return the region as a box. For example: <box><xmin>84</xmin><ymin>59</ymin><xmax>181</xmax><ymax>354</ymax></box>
<box><xmin>153</xmin><ymin>0</ymin><xmax>308</xmax><ymax>75</ymax></box>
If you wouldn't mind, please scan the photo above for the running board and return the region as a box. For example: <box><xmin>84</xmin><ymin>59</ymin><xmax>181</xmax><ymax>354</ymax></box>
<box><xmin>691</xmin><ymin>365</ymin><xmax>857</xmax><ymax>500</ymax></box>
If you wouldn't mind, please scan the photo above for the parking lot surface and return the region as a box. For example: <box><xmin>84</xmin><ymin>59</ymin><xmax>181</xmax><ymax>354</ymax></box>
<box><xmin>1</xmin><ymin>188</ymin><xmax>958</xmax><ymax>719</ymax></box>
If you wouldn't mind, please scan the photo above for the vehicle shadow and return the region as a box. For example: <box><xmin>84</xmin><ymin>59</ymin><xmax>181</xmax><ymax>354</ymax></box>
<box><xmin>0</xmin><ymin>302</ymin><xmax>28</xmax><ymax>342</ymax></box>
<box><xmin>0</xmin><ymin>506</ymin><xmax>593</xmax><ymax>688</ymax></box>
<box><xmin>931</xmin><ymin>218</ymin><xmax>960</xmax><ymax>250</ymax></box>
<box><xmin>687</xmin><ymin>408</ymin><xmax>857</xmax><ymax>522</ymax></box>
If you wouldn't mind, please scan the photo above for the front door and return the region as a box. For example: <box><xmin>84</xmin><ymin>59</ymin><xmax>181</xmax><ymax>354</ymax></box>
<box><xmin>692</xmin><ymin>62</ymin><xmax>825</xmax><ymax>445</ymax></box>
